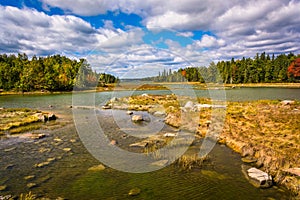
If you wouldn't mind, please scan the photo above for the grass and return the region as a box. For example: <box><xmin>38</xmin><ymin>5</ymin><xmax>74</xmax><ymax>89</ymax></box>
<box><xmin>173</xmin><ymin>154</ymin><xmax>209</xmax><ymax>171</ymax></box>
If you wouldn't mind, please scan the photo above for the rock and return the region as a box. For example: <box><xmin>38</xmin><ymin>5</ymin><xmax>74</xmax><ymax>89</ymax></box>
<box><xmin>163</xmin><ymin>133</ymin><xmax>177</xmax><ymax>137</ymax></box>
<box><xmin>88</xmin><ymin>164</ymin><xmax>105</xmax><ymax>171</ymax></box>
<box><xmin>24</xmin><ymin>175</ymin><xmax>35</xmax><ymax>180</ymax></box>
<box><xmin>110</xmin><ymin>97</ymin><xmax>119</xmax><ymax>103</ymax></box>
<box><xmin>47</xmin><ymin>157</ymin><xmax>56</xmax><ymax>162</ymax></box>
<box><xmin>184</xmin><ymin>101</ymin><xmax>194</xmax><ymax>109</ymax></box>
<box><xmin>0</xmin><ymin>185</ymin><xmax>7</xmax><ymax>191</ymax></box>
<box><xmin>283</xmin><ymin>168</ymin><xmax>300</xmax><ymax>177</ymax></box>
<box><xmin>102</xmin><ymin>105</ymin><xmax>111</xmax><ymax>109</ymax></box>
<box><xmin>153</xmin><ymin>111</ymin><xmax>166</xmax><ymax>117</ymax></box>
<box><xmin>27</xmin><ymin>182</ymin><xmax>37</xmax><ymax>189</ymax></box>
<box><xmin>63</xmin><ymin>148</ymin><xmax>72</xmax><ymax>152</ymax></box>
<box><xmin>247</xmin><ymin>167</ymin><xmax>273</xmax><ymax>188</ymax></box>
<box><xmin>30</xmin><ymin>133</ymin><xmax>46</xmax><ymax>140</ymax></box>
<box><xmin>110</xmin><ymin>140</ymin><xmax>118</xmax><ymax>145</ymax></box>
<box><xmin>128</xmin><ymin>188</ymin><xmax>141</xmax><ymax>196</ymax></box>
<box><xmin>126</xmin><ymin>111</ymin><xmax>133</xmax><ymax>115</ymax></box>
<box><xmin>48</xmin><ymin>113</ymin><xmax>57</xmax><ymax>121</ymax></box>
<box><xmin>151</xmin><ymin>160</ymin><xmax>169</xmax><ymax>167</ymax></box>
<box><xmin>4</xmin><ymin>147</ymin><xmax>16</xmax><ymax>152</ymax></box>
<box><xmin>242</xmin><ymin>157</ymin><xmax>257</xmax><ymax>164</ymax></box>
<box><xmin>54</xmin><ymin>138</ymin><xmax>63</xmax><ymax>142</ymax></box>
<box><xmin>5</xmin><ymin>164</ymin><xmax>15</xmax><ymax>170</ymax></box>
<box><xmin>280</xmin><ymin>100</ymin><xmax>295</xmax><ymax>106</ymax></box>
<box><xmin>35</xmin><ymin>161</ymin><xmax>50</xmax><ymax>168</ymax></box>
<box><xmin>131</xmin><ymin>115</ymin><xmax>143</xmax><ymax>122</ymax></box>
<box><xmin>129</xmin><ymin>142</ymin><xmax>149</xmax><ymax>148</ymax></box>
<box><xmin>34</xmin><ymin>113</ymin><xmax>47</xmax><ymax>122</ymax></box>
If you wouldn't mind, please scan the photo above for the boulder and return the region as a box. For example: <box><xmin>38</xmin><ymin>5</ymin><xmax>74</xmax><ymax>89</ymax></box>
<box><xmin>247</xmin><ymin>167</ymin><xmax>273</xmax><ymax>188</ymax></box>
<box><xmin>131</xmin><ymin>115</ymin><xmax>143</xmax><ymax>122</ymax></box>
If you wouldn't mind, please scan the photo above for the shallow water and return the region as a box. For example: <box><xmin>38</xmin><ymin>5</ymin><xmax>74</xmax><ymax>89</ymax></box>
<box><xmin>0</xmin><ymin>87</ymin><xmax>298</xmax><ymax>199</ymax></box>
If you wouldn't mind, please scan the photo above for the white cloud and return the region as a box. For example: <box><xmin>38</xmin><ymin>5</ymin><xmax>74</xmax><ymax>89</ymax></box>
<box><xmin>176</xmin><ymin>32</ymin><xmax>194</xmax><ymax>37</ymax></box>
<box><xmin>193</xmin><ymin>35</ymin><xmax>226</xmax><ymax>49</ymax></box>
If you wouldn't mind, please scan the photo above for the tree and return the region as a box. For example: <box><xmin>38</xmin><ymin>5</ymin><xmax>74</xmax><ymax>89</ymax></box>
<box><xmin>288</xmin><ymin>58</ymin><xmax>300</xmax><ymax>81</ymax></box>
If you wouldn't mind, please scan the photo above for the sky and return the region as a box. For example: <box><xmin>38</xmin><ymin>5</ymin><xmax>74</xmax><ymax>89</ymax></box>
<box><xmin>0</xmin><ymin>0</ymin><xmax>300</xmax><ymax>78</ymax></box>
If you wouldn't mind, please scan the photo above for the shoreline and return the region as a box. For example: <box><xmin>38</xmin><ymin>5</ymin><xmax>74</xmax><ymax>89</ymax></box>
<box><xmin>1</xmin><ymin>82</ymin><xmax>300</xmax><ymax>96</ymax></box>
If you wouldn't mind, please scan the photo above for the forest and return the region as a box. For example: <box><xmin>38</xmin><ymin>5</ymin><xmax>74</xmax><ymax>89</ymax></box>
<box><xmin>147</xmin><ymin>52</ymin><xmax>300</xmax><ymax>83</ymax></box>
<box><xmin>0</xmin><ymin>53</ymin><xmax>118</xmax><ymax>92</ymax></box>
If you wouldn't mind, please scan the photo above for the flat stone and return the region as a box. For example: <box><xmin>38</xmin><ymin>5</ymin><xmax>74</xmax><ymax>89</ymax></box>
<box><xmin>88</xmin><ymin>164</ymin><xmax>105</xmax><ymax>171</ymax></box>
<box><xmin>247</xmin><ymin>167</ymin><xmax>273</xmax><ymax>188</ymax></box>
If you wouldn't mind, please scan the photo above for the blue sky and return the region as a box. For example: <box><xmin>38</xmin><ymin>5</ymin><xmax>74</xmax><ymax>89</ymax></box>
<box><xmin>0</xmin><ymin>0</ymin><xmax>300</xmax><ymax>78</ymax></box>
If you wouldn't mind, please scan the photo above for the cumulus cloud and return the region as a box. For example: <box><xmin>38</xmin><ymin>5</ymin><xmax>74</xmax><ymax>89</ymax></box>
<box><xmin>1</xmin><ymin>0</ymin><xmax>300</xmax><ymax>77</ymax></box>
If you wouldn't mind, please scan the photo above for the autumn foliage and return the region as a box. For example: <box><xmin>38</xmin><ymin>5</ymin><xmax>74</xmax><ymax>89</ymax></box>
<box><xmin>288</xmin><ymin>58</ymin><xmax>300</xmax><ymax>80</ymax></box>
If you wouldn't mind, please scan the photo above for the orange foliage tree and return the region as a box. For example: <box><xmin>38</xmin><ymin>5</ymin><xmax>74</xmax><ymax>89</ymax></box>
<box><xmin>288</xmin><ymin>58</ymin><xmax>300</xmax><ymax>81</ymax></box>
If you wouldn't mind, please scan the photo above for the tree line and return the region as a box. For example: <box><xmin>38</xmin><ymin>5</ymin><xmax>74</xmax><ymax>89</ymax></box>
<box><xmin>0</xmin><ymin>53</ymin><xmax>118</xmax><ymax>92</ymax></box>
<box><xmin>146</xmin><ymin>52</ymin><xmax>300</xmax><ymax>83</ymax></box>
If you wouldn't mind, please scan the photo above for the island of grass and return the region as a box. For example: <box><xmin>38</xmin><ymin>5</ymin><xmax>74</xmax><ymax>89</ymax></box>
<box><xmin>104</xmin><ymin>93</ymin><xmax>300</xmax><ymax>196</ymax></box>
<box><xmin>0</xmin><ymin>108</ymin><xmax>59</xmax><ymax>136</ymax></box>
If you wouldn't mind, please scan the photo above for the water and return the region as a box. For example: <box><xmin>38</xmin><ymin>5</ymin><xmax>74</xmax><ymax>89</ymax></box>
<box><xmin>0</xmin><ymin>87</ymin><xmax>298</xmax><ymax>199</ymax></box>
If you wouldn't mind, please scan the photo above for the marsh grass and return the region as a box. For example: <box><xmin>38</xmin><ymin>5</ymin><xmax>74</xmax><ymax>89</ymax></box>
<box><xmin>173</xmin><ymin>154</ymin><xmax>209</xmax><ymax>171</ymax></box>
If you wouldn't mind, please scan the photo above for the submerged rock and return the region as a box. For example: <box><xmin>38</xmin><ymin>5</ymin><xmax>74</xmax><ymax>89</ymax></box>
<box><xmin>0</xmin><ymin>185</ymin><xmax>7</xmax><ymax>191</ymax></box>
<box><xmin>247</xmin><ymin>167</ymin><xmax>273</xmax><ymax>188</ymax></box>
<box><xmin>88</xmin><ymin>164</ymin><xmax>105</xmax><ymax>171</ymax></box>
<box><xmin>131</xmin><ymin>115</ymin><xmax>143</xmax><ymax>122</ymax></box>
<box><xmin>27</xmin><ymin>182</ymin><xmax>37</xmax><ymax>189</ymax></box>
<box><xmin>128</xmin><ymin>188</ymin><xmax>141</xmax><ymax>196</ymax></box>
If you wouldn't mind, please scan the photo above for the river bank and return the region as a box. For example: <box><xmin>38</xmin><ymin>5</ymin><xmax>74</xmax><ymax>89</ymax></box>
<box><xmin>106</xmin><ymin>94</ymin><xmax>300</xmax><ymax>197</ymax></box>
